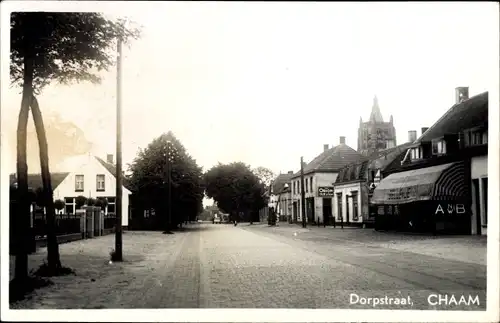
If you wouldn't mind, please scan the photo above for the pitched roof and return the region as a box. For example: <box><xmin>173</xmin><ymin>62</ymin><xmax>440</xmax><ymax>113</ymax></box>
<box><xmin>272</xmin><ymin>173</ymin><xmax>293</xmax><ymax>194</ymax></box>
<box><xmin>9</xmin><ymin>172</ymin><xmax>70</xmax><ymax>190</ymax></box>
<box><xmin>95</xmin><ymin>156</ymin><xmax>133</xmax><ymax>191</ymax></box>
<box><xmin>335</xmin><ymin>143</ymin><xmax>414</xmax><ymax>184</ymax></box>
<box><xmin>335</xmin><ymin>160</ymin><xmax>369</xmax><ymax>184</ymax></box>
<box><xmin>418</xmin><ymin>92</ymin><xmax>488</xmax><ymax>142</ymax></box>
<box><xmin>292</xmin><ymin>143</ymin><xmax>364</xmax><ymax>178</ymax></box>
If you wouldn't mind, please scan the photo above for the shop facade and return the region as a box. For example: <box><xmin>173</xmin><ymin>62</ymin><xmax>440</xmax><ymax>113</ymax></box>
<box><xmin>371</xmin><ymin>161</ymin><xmax>471</xmax><ymax>234</ymax></box>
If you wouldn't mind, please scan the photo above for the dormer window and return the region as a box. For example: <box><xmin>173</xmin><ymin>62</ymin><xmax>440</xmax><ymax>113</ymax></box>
<box><xmin>432</xmin><ymin>139</ymin><xmax>447</xmax><ymax>155</ymax></box>
<box><xmin>464</xmin><ymin>127</ymin><xmax>487</xmax><ymax>147</ymax></box>
<box><xmin>410</xmin><ymin>146</ymin><xmax>423</xmax><ymax>161</ymax></box>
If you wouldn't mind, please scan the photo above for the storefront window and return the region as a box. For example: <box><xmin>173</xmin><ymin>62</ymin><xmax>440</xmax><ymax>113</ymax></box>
<box><xmin>377</xmin><ymin>206</ymin><xmax>384</xmax><ymax>215</ymax></box>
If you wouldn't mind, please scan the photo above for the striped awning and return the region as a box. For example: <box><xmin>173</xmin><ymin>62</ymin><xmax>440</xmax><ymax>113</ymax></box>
<box><xmin>371</xmin><ymin>162</ymin><xmax>467</xmax><ymax>205</ymax></box>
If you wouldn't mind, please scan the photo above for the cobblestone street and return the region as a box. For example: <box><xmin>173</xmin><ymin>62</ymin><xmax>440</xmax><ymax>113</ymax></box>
<box><xmin>10</xmin><ymin>223</ymin><xmax>486</xmax><ymax>310</ymax></box>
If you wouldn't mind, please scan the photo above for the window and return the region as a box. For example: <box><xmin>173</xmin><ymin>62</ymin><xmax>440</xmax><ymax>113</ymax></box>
<box><xmin>411</xmin><ymin>147</ymin><xmax>422</xmax><ymax>161</ymax></box>
<box><xmin>64</xmin><ymin>197</ymin><xmax>74</xmax><ymax>214</ymax></box>
<box><xmin>336</xmin><ymin>193</ymin><xmax>343</xmax><ymax>220</ymax></box>
<box><xmin>75</xmin><ymin>175</ymin><xmax>84</xmax><ymax>192</ymax></box>
<box><xmin>309</xmin><ymin>177</ymin><xmax>313</xmax><ymax>192</ymax></box>
<box><xmin>352</xmin><ymin>191</ymin><xmax>359</xmax><ymax>221</ymax></box>
<box><xmin>305</xmin><ymin>179</ymin><xmax>308</xmax><ymax>193</ymax></box>
<box><xmin>96</xmin><ymin>174</ymin><xmax>105</xmax><ymax>191</ymax></box>
<box><xmin>465</xmin><ymin>128</ymin><xmax>488</xmax><ymax>146</ymax></box>
<box><xmin>432</xmin><ymin>140</ymin><xmax>446</xmax><ymax>155</ymax></box>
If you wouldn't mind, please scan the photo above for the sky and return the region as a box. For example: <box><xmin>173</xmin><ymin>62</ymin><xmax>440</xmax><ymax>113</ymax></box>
<box><xmin>1</xmin><ymin>2</ymin><xmax>499</xmax><ymax>180</ymax></box>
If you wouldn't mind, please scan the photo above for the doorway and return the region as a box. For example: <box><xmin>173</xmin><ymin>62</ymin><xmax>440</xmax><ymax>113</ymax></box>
<box><xmin>346</xmin><ymin>195</ymin><xmax>350</xmax><ymax>225</ymax></box>
<box><xmin>322</xmin><ymin>198</ymin><xmax>332</xmax><ymax>225</ymax></box>
<box><xmin>293</xmin><ymin>202</ymin><xmax>298</xmax><ymax>223</ymax></box>
<box><xmin>306</xmin><ymin>197</ymin><xmax>315</xmax><ymax>223</ymax></box>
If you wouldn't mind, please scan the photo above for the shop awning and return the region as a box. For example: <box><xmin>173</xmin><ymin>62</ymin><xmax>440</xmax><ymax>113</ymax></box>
<box><xmin>371</xmin><ymin>162</ymin><xmax>467</xmax><ymax>205</ymax></box>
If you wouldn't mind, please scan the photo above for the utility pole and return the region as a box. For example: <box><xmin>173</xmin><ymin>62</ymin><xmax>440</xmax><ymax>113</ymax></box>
<box><xmin>300</xmin><ymin>156</ymin><xmax>306</xmax><ymax>228</ymax></box>
<box><xmin>167</xmin><ymin>141</ymin><xmax>172</xmax><ymax>232</ymax></box>
<box><xmin>114</xmin><ymin>36</ymin><xmax>123</xmax><ymax>261</ymax></box>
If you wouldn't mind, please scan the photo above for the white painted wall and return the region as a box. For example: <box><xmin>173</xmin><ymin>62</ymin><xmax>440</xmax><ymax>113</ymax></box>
<box><xmin>333</xmin><ymin>182</ymin><xmax>362</xmax><ymax>223</ymax></box>
<box><xmin>470</xmin><ymin>155</ymin><xmax>488</xmax><ymax>236</ymax></box>
<box><xmin>290</xmin><ymin>172</ymin><xmax>338</xmax><ymax>222</ymax></box>
<box><xmin>53</xmin><ymin>154</ymin><xmax>131</xmax><ymax>227</ymax></box>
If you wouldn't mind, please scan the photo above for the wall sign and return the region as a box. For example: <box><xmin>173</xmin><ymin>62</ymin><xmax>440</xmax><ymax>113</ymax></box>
<box><xmin>435</xmin><ymin>203</ymin><xmax>466</xmax><ymax>215</ymax></box>
<box><xmin>318</xmin><ymin>186</ymin><xmax>335</xmax><ymax>197</ymax></box>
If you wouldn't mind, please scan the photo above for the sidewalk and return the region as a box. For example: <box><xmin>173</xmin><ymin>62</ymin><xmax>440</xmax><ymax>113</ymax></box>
<box><xmin>9</xmin><ymin>230</ymin><xmax>187</xmax><ymax>308</ymax></box>
<box><xmin>248</xmin><ymin>223</ymin><xmax>487</xmax><ymax>266</ymax></box>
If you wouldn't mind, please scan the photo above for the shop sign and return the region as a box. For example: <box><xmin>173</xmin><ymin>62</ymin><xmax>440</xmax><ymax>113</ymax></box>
<box><xmin>318</xmin><ymin>186</ymin><xmax>335</xmax><ymax>197</ymax></box>
<box><xmin>434</xmin><ymin>203</ymin><xmax>466</xmax><ymax>215</ymax></box>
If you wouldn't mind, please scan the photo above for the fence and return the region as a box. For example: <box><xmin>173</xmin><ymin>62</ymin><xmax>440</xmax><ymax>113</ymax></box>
<box><xmin>33</xmin><ymin>212</ymin><xmax>81</xmax><ymax>238</ymax></box>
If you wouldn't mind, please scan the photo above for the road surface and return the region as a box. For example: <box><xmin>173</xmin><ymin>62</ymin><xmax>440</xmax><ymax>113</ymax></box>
<box><xmin>10</xmin><ymin>223</ymin><xmax>486</xmax><ymax>310</ymax></box>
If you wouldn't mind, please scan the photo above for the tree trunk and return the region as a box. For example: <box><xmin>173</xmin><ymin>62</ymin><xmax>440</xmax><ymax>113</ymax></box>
<box><xmin>30</xmin><ymin>96</ymin><xmax>62</xmax><ymax>271</ymax></box>
<box><xmin>14</xmin><ymin>84</ymin><xmax>31</xmax><ymax>282</ymax></box>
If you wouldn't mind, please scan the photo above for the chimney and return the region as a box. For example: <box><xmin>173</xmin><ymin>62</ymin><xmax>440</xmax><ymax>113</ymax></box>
<box><xmin>288</xmin><ymin>171</ymin><xmax>293</xmax><ymax>175</ymax></box>
<box><xmin>106</xmin><ymin>154</ymin><xmax>114</xmax><ymax>164</ymax></box>
<box><xmin>323</xmin><ymin>144</ymin><xmax>329</xmax><ymax>151</ymax></box>
<box><xmin>455</xmin><ymin>87</ymin><xmax>469</xmax><ymax>104</ymax></box>
<box><xmin>421</xmin><ymin>127</ymin><xmax>429</xmax><ymax>136</ymax></box>
<box><xmin>339</xmin><ymin>136</ymin><xmax>346</xmax><ymax>144</ymax></box>
<box><xmin>408</xmin><ymin>130</ymin><xmax>417</xmax><ymax>143</ymax></box>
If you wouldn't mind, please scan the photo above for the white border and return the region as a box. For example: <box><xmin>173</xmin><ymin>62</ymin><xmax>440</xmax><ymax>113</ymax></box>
<box><xmin>1</xmin><ymin>1</ymin><xmax>499</xmax><ymax>322</ymax></box>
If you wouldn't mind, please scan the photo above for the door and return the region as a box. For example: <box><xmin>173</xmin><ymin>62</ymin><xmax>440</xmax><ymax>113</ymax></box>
<box><xmin>473</xmin><ymin>179</ymin><xmax>481</xmax><ymax>235</ymax></box>
<box><xmin>322</xmin><ymin>198</ymin><xmax>332</xmax><ymax>225</ymax></box>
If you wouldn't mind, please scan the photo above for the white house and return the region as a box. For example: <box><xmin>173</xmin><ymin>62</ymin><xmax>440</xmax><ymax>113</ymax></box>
<box><xmin>289</xmin><ymin>137</ymin><xmax>363</xmax><ymax>224</ymax></box>
<box><xmin>10</xmin><ymin>153</ymin><xmax>131</xmax><ymax>228</ymax></box>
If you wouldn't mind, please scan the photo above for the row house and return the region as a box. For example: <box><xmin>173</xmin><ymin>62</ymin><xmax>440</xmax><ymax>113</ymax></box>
<box><xmin>372</xmin><ymin>88</ymin><xmax>488</xmax><ymax>235</ymax></box>
<box><xmin>290</xmin><ymin>137</ymin><xmax>363</xmax><ymax>224</ymax></box>
<box><xmin>333</xmin><ymin>142</ymin><xmax>413</xmax><ymax>227</ymax></box>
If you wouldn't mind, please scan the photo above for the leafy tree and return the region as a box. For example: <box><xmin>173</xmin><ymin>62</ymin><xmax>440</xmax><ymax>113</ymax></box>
<box><xmin>10</xmin><ymin>12</ymin><xmax>141</xmax><ymax>280</ymax></box>
<box><xmin>128</xmin><ymin>131</ymin><xmax>205</xmax><ymax>231</ymax></box>
<box><xmin>75</xmin><ymin>196</ymin><xmax>88</xmax><ymax>209</ymax></box>
<box><xmin>205</xmin><ymin>162</ymin><xmax>267</xmax><ymax>223</ymax></box>
<box><xmin>54</xmin><ymin>199</ymin><xmax>65</xmax><ymax>212</ymax></box>
<box><xmin>252</xmin><ymin>166</ymin><xmax>276</xmax><ymax>187</ymax></box>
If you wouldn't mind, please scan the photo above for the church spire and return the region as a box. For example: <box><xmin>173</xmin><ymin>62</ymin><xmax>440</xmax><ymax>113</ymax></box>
<box><xmin>369</xmin><ymin>95</ymin><xmax>384</xmax><ymax>123</ymax></box>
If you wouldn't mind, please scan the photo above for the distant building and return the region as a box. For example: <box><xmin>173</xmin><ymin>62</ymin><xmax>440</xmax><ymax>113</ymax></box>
<box><xmin>358</xmin><ymin>96</ymin><xmax>397</xmax><ymax>156</ymax></box>
<box><xmin>271</xmin><ymin>171</ymin><xmax>294</xmax><ymax>222</ymax></box>
<box><xmin>10</xmin><ymin>153</ymin><xmax>131</xmax><ymax>228</ymax></box>
<box><xmin>290</xmin><ymin>137</ymin><xmax>364</xmax><ymax>225</ymax></box>
<box><xmin>373</xmin><ymin>88</ymin><xmax>488</xmax><ymax>235</ymax></box>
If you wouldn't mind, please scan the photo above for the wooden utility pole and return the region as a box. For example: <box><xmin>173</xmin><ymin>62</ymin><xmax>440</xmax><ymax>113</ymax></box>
<box><xmin>300</xmin><ymin>156</ymin><xmax>306</xmax><ymax>228</ymax></box>
<box><xmin>114</xmin><ymin>36</ymin><xmax>123</xmax><ymax>261</ymax></box>
<box><xmin>167</xmin><ymin>141</ymin><xmax>172</xmax><ymax>232</ymax></box>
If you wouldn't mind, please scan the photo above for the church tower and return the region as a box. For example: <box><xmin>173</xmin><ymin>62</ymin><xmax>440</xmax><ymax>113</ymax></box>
<box><xmin>357</xmin><ymin>95</ymin><xmax>397</xmax><ymax>156</ymax></box>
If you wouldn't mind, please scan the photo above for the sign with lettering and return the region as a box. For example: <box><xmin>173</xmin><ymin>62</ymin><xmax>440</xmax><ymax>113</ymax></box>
<box><xmin>318</xmin><ymin>186</ymin><xmax>335</xmax><ymax>197</ymax></box>
<box><xmin>434</xmin><ymin>204</ymin><xmax>466</xmax><ymax>215</ymax></box>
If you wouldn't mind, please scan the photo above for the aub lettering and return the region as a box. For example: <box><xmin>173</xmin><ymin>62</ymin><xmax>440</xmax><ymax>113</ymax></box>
<box><xmin>435</xmin><ymin>204</ymin><xmax>466</xmax><ymax>215</ymax></box>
